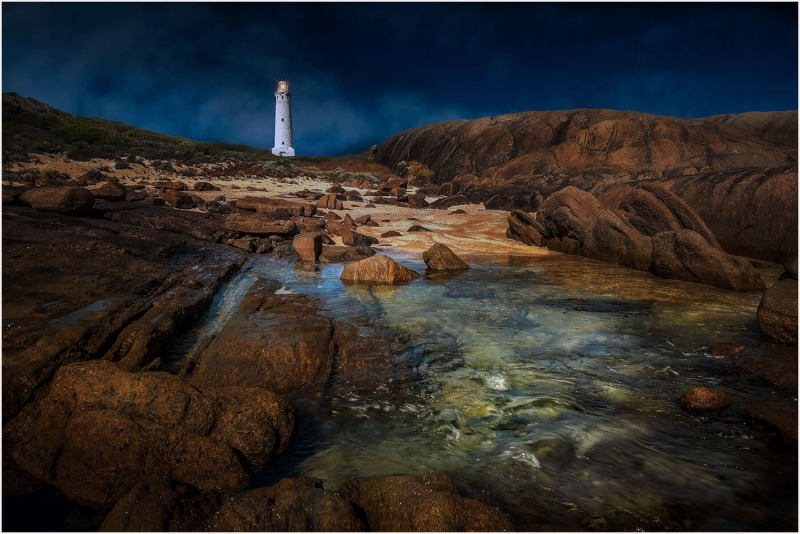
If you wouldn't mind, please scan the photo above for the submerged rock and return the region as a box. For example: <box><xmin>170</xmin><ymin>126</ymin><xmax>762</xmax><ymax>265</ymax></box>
<box><xmin>679</xmin><ymin>386</ymin><xmax>732</xmax><ymax>410</ymax></box>
<box><xmin>340</xmin><ymin>474</ymin><xmax>513</xmax><ymax>531</ymax></box>
<box><xmin>747</xmin><ymin>401</ymin><xmax>798</xmax><ymax>447</ymax></box>
<box><xmin>423</xmin><ymin>243</ymin><xmax>470</xmax><ymax>270</ymax></box>
<box><xmin>340</xmin><ymin>254</ymin><xmax>420</xmax><ymax>284</ymax></box>
<box><xmin>757</xmin><ymin>278</ymin><xmax>798</xmax><ymax>343</ymax></box>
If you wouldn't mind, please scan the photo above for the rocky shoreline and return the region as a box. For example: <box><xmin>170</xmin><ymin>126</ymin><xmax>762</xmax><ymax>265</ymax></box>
<box><xmin>3</xmin><ymin>154</ymin><xmax>797</xmax><ymax>531</ymax></box>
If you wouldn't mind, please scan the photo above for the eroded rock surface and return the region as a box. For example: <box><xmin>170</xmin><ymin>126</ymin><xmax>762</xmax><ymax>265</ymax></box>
<box><xmin>4</xmin><ymin>360</ymin><xmax>295</xmax><ymax>507</ymax></box>
<box><xmin>757</xmin><ymin>277</ymin><xmax>798</xmax><ymax>343</ymax></box>
<box><xmin>191</xmin><ymin>278</ymin><xmax>335</xmax><ymax>393</ymax></box>
<box><xmin>340</xmin><ymin>474</ymin><xmax>514</xmax><ymax>531</ymax></box>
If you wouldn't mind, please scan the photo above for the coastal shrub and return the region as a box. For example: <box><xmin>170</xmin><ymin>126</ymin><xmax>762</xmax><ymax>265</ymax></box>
<box><xmin>114</xmin><ymin>160</ymin><xmax>131</xmax><ymax>170</ymax></box>
<box><xmin>406</xmin><ymin>161</ymin><xmax>435</xmax><ymax>184</ymax></box>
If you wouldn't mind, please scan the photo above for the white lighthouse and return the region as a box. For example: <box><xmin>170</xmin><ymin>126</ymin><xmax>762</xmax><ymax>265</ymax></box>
<box><xmin>271</xmin><ymin>80</ymin><xmax>295</xmax><ymax>156</ymax></box>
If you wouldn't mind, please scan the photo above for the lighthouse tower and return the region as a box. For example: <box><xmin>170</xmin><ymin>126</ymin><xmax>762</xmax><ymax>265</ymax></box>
<box><xmin>272</xmin><ymin>80</ymin><xmax>295</xmax><ymax>156</ymax></box>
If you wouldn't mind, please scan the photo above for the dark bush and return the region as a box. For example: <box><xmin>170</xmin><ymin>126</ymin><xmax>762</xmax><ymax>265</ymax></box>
<box><xmin>115</xmin><ymin>160</ymin><xmax>131</xmax><ymax>170</ymax></box>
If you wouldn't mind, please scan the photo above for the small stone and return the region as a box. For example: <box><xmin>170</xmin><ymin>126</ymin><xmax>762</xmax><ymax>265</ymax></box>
<box><xmin>679</xmin><ymin>386</ymin><xmax>731</xmax><ymax>410</ymax></box>
<box><xmin>381</xmin><ymin>231</ymin><xmax>402</xmax><ymax>238</ymax></box>
<box><xmin>408</xmin><ymin>225</ymin><xmax>431</xmax><ymax>232</ymax></box>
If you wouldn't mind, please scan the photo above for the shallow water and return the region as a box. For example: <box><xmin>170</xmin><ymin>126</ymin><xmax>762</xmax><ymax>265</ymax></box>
<box><xmin>165</xmin><ymin>251</ymin><xmax>797</xmax><ymax>531</ymax></box>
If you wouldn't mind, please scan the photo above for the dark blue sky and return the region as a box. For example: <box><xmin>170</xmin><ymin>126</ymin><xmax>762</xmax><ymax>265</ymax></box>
<box><xmin>3</xmin><ymin>3</ymin><xmax>797</xmax><ymax>156</ymax></box>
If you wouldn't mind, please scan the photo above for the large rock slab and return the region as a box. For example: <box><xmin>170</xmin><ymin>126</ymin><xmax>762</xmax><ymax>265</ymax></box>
<box><xmin>340</xmin><ymin>474</ymin><xmax>513</xmax><ymax>531</ymax></box>
<box><xmin>20</xmin><ymin>186</ymin><xmax>95</xmax><ymax>215</ymax></box>
<box><xmin>537</xmin><ymin>186</ymin><xmax>653</xmax><ymax>271</ymax></box>
<box><xmin>293</xmin><ymin>232</ymin><xmax>324</xmax><ymax>262</ymax></box>
<box><xmin>4</xmin><ymin>360</ymin><xmax>294</xmax><ymax>507</ymax></box>
<box><xmin>757</xmin><ymin>277</ymin><xmax>798</xmax><ymax>343</ymax></box>
<box><xmin>650</xmin><ymin>230</ymin><xmax>765</xmax><ymax>291</ymax></box>
<box><xmin>191</xmin><ymin>278</ymin><xmax>334</xmax><ymax>393</ymax></box>
<box><xmin>224</xmin><ymin>213</ymin><xmax>298</xmax><ymax>237</ymax></box>
<box><xmin>340</xmin><ymin>255</ymin><xmax>420</xmax><ymax>284</ymax></box>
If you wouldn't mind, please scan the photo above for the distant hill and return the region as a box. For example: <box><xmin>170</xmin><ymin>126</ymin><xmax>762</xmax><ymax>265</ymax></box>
<box><xmin>2</xmin><ymin>92</ymin><xmax>275</xmax><ymax>163</ymax></box>
<box><xmin>376</xmin><ymin>108</ymin><xmax>797</xmax><ymax>185</ymax></box>
<box><xmin>376</xmin><ymin>108</ymin><xmax>798</xmax><ymax>263</ymax></box>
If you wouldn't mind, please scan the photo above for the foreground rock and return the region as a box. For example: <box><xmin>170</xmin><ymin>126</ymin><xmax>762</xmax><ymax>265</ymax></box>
<box><xmin>679</xmin><ymin>386</ymin><xmax>732</xmax><ymax>410</ymax></box>
<box><xmin>757</xmin><ymin>277</ymin><xmax>798</xmax><ymax>343</ymax></box>
<box><xmin>191</xmin><ymin>278</ymin><xmax>334</xmax><ymax>393</ymax></box>
<box><xmin>340</xmin><ymin>255</ymin><xmax>420</xmax><ymax>284</ymax></box>
<box><xmin>19</xmin><ymin>186</ymin><xmax>95</xmax><ymax>215</ymax></box>
<box><xmin>206</xmin><ymin>477</ymin><xmax>363</xmax><ymax>531</ymax></box>
<box><xmin>340</xmin><ymin>474</ymin><xmax>514</xmax><ymax>531</ymax></box>
<box><xmin>100</xmin><ymin>476</ymin><xmax>222</xmax><ymax>531</ymax></box>
<box><xmin>2</xmin><ymin>205</ymin><xmax>247</xmax><ymax>421</ymax></box>
<box><xmin>4</xmin><ymin>360</ymin><xmax>295</xmax><ymax>507</ymax></box>
<box><xmin>423</xmin><ymin>243</ymin><xmax>470</xmax><ymax>270</ymax></box>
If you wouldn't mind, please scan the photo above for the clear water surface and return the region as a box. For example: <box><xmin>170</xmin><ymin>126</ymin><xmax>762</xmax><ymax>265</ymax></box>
<box><xmin>164</xmin><ymin>250</ymin><xmax>797</xmax><ymax>531</ymax></box>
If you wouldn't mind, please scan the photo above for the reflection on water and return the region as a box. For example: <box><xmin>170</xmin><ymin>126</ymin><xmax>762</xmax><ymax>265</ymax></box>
<box><xmin>166</xmin><ymin>251</ymin><xmax>797</xmax><ymax>530</ymax></box>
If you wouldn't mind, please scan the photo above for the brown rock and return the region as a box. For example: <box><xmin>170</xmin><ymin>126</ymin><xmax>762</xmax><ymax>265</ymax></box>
<box><xmin>340</xmin><ymin>254</ymin><xmax>420</xmax><ymax>284</ymax></box>
<box><xmin>679</xmin><ymin>386</ymin><xmax>732</xmax><ymax>410</ymax></box>
<box><xmin>757</xmin><ymin>278</ymin><xmax>798</xmax><ymax>343</ymax></box>
<box><xmin>5</xmin><ymin>360</ymin><xmax>294</xmax><ymax>507</ymax></box>
<box><xmin>747</xmin><ymin>401</ymin><xmax>798</xmax><ymax>447</ymax></box>
<box><xmin>381</xmin><ymin>230</ymin><xmax>402</xmax><ymax>238</ymax></box>
<box><xmin>537</xmin><ymin>186</ymin><xmax>653</xmax><ymax>271</ymax></box>
<box><xmin>193</xmin><ymin>181</ymin><xmax>219</xmax><ymax>191</ymax></box>
<box><xmin>324</xmin><ymin>211</ymin><xmax>342</xmax><ymax>221</ymax></box>
<box><xmin>408</xmin><ymin>191</ymin><xmax>430</xmax><ymax>208</ymax></box>
<box><xmin>340</xmin><ymin>474</ymin><xmax>513</xmax><ymax>532</ymax></box>
<box><xmin>154</xmin><ymin>181</ymin><xmax>188</xmax><ymax>191</ymax></box>
<box><xmin>430</xmin><ymin>194</ymin><xmax>469</xmax><ymax>210</ymax></box>
<box><xmin>224</xmin><ymin>214</ymin><xmax>298</xmax><ymax>237</ymax></box>
<box><xmin>342</xmin><ymin>229</ymin><xmax>378</xmax><ymax>248</ymax></box>
<box><xmin>319</xmin><ymin>245</ymin><xmax>376</xmax><ymax>263</ymax></box>
<box><xmin>191</xmin><ymin>278</ymin><xmax>334</xmax><ymax>393</ymax></box>
<box><xmin>125</xmin><ymin>189</ymin><xmax>148</xmax><ymax>202</ymax></box>
<box><xmin>408</xmin><ymin>224</ymin><xmax>432</xmax><ymax>232</ymax></box>
<box><xmin>92</xmin><ymin>182</ymin><xmax>128</xmax><ymax>202</ymax></box>
<box><xmin>100</xmin><ymin>476</ymin><xmax>221</xmax><ymax>532</ymax></box>
<box><xmin>423</xmin><ymin>243</ymin><xmax>470</xmax><ymax>270</ymax></box>
<box><xmin>355</xmin><ymin>214</ymin><xmax>371</xmax><ymax>225</ymax></box>
<box><xmin>650</xmin><ymin>230</ymin><xmax>766</xmax><ymax>291</ymax></box>
<box><xmin>506</xmin><ymin>209</ymin><xmax>547</xmax><ymax>246</ymax></box>
<box><xmin>317</xmin><ymin>193</ymin><xmax>344</xmax><ymax>210</ymax></box>
<box><xmin>293</xmin><ymin>232</ymin><xmax>324</xmax><ymax>262</ymax></box>
<box><xmin>163</xmin><ymin>189</ymin><xmax>196</xmax><ymax>209</ymax></box>
<box><xmin>785</xmin><ymin>257</ymin><xmax>798</xmax><ymax>279</ymax></box>
<box><xmin>206</xmin><ymin>477</ymin><xmax>363</xmax><ymax>532</ymax></box>
<box><xmin>20</xmin><ymin>186</ymin><xmax>95</xmax><ymax>215</ymax></box>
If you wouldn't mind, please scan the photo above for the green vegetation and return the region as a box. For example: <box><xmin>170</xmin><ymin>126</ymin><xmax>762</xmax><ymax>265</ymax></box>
<box><xmin>405</xmin><ymin>160</ymin><xmax>435</xmax><ymax>183</ymax></box>
<box><xmin>2</xmin><ymin>92</ymin><xmax>280</xmax><ymax>164</ymax></box>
